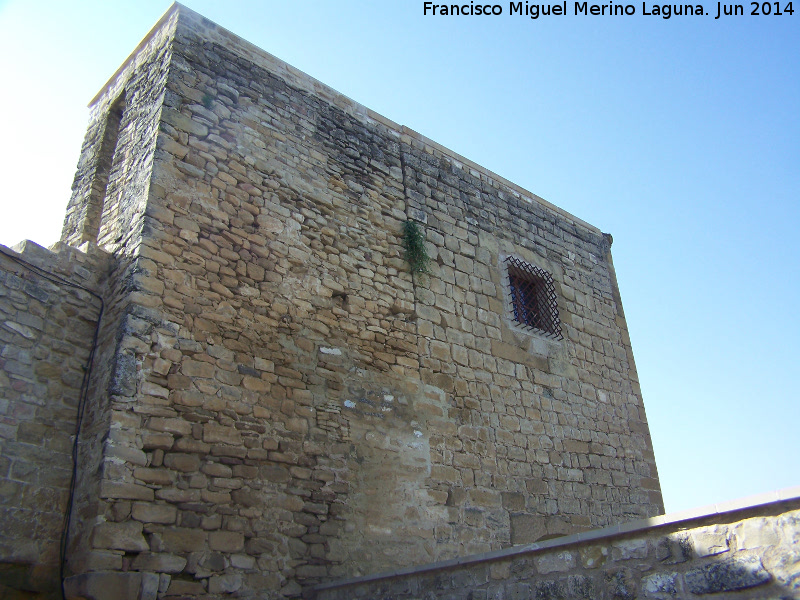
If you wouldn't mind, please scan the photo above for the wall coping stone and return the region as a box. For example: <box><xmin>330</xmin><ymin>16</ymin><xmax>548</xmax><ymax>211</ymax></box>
<box><xmin>315</xmin><ymin>485</ymin><xmax>800</xmax><ymax>592</ymax></box>
<box><xmin>89</xmin><ymin>2</ymin><xmax>603</xmax><ymax>238</ymax></box>
<box><xmin>3</xmin><ymin>239</ymin><xmax>108</xmax><ymax>282</ymax></box>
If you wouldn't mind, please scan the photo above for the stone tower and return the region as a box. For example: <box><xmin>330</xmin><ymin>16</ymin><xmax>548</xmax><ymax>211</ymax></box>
<box><xmin>4</xmin><ymin>4</ymin><xmax>662</xmax><ymax>598</ymax></box>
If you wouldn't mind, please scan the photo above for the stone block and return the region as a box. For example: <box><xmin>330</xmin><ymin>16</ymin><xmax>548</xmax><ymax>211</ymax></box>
<box><xmin>604</xmin><ymin>568</ymin><xmax>636</xmax><ymax>600</ymax></box>
<box><xmin>655</xmin><ymin>533</ymin><xmax>691</xmax><ymax>564</ymax></box>
<box><xmin>166</xmin><ymin>579</ymin><xmax>206</xmax><ymax>596</ymax></box>
<box><xmin>209</xmin><ymin>531</ymin><xmax>245</xmax><ymax>552</ymax></box>
<box><xmin>131</xmin><ymin>552</ymin><xmax>187</xmax><ymax>573</ymax></box>
<box><xmin>142</xmin><ymin>432</ymin><xmax>174</xmax><ymax>450</ymax></box>
<box><xmin>532</xmin><ymin>579</ymin><xmax>566</xmax><ymax>600</ymax></box>
<box><xmin>208</xmin><ymin>573</ymin><xmax>243</xmax><ymax>594</ymax></box>
<box><xmin>202</xmin><ymin>462</ymin><xmax>233</xmax><ymax>477</ymax></box>
<box><xmin>691</xmin><ymin>527</ymin><xmax>729</xmax><ymax>557</ymax></box>
<box><xmin>612</xmin><ymin>538</ymin><xmax>648</xmax><ymax>560</ymax></box>
<box><xmin>92</xmin><ymin>521</ymin><xmax>149</xmax><ymax>552</ymax></box>
<box><xmin>505</xmin><ymin>582</ymin><xmax>531</xmax><ymax>599</ymax></box>
<box><xmin>537</xmin><ymin>551</ymin><xmax>576</xmax><ymax>575</ymax></box>
<box><xmin>181</xmin><ymin>359</ymin><xmax>215</xmax><ymax>378</ymax></box>
<box><xmin>147</xmin><ymin>417</ymin><xmax>192</xmax><ymax>436</ymax></box>
<box><xmin>163</xmin><ymin>452</ymin><xmax>200</xmax><ymax>472</ymax></box>
<box><xmin>105</xmin><ymin>442</ymin><xmax>148</xmax><ymax>466</ymax></box>
<box><xmin>685</xmin><ymin>556</ymin><xmax>770</xmax><ymax>594</ymax></box>
<box><xmin>64</xmin><ymin>572</ymin><xmax>146</xmax><ymax>600</ymax></box>
<box><xmin>155</xmin><ymin>527</ymin><xmax>207</xmax><ymax>553</ymax></box>
<box><xmin>155</xmin><ymin>488</ymin><xmax>200</xmax><ymax>503</ymax></box>
<box><xmin>510</xmin><ymin>513</ymin><xmax>546</xmax><ymax>545</ymax></box>
<box><xmin>79</xmin><ymin>550</ymin><xmax>124</xmax><ymax>572</ymax></box>
<box><xmin>161</xmin><ymin>108</ymin><xmax>209</xmax><ymax>137</ymax></box>
<box><xmin>580</xmin><ymin>545</ymin><xmax>608</xmax><ymax>569</ymax></box>
<box><xmin>172</xmin><ymin>438</ymin><xmax>210</xmax><ymax>454</ymax></box>
<box><xmin>203</xmin><ymin>422</ymin><xmax>242</xmax><ymax>445</ymax></box>
<box><xmin>734</xmin><ymin>517</ymin><xmax>780</xmax><ymax>550</ymax></box>
<box><xmin>643</xmin><ymin>572</ymin><xmax>678</xmax><ymax>599</ymax></box>
<box><xmin>131</xmin><ymin>502</ymin><xmax>177</xmax><ymax>524</ymax></box>
<box><xmin>468</xmin><ymin>489</ymin><xmax>501</xmax><ymax>508</ymax></box>
<box><xmin>99</xmin><ymin>481</ymin><xmax>154</xmax><ymax>501</ymax></box>
<box><xmin>141</xmin><ymin>572</ymin><xmax>159</xmax><ymax>600</ymax></box>
<box><xmin>109</xmin><ymin>353</ymin><xmax>137</xmax><ymax>396</ymax></box>
<box><xmin>133</xmin><ymin>467</ymin><xmax>174</xmax><ymax>485</ymax></box>
<box><xmin>568</xmin><ymin>574</ymin><xmax>595</xmax><ymax>599</ymax></box>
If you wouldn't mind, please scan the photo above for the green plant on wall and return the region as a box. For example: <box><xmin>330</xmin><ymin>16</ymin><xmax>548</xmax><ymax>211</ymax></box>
<box><xmin>402</xmin><ymin>219</ymin><xmax>430</xmax><ymax>275</ymax></box>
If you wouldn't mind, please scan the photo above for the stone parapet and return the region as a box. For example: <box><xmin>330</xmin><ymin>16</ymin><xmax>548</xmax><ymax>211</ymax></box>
<box><xmin>0</xmin><ymin>241</ymin><xmax>107</xmax><ymax>598</ymax></box>
<box><xmin>317</xmin><ymin>488</ymin><xmax>800</xmax><ymax>600</ymax></box>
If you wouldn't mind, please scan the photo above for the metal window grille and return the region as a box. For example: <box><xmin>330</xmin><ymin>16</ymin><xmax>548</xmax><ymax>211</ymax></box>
<box><xmin>505</xmin><ymin>256</ymin><xmax>562</xmax><ymax>339</ymax></box>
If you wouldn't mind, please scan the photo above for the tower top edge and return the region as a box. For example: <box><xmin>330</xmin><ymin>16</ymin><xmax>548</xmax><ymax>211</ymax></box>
<box><xmin>88</xmin><ymin>3</ymin><xmax>602</xmax><ymax>235</ymax></box>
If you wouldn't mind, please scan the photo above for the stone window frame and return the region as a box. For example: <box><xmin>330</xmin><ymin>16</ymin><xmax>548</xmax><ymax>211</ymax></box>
<box><xmin>501</xmin><ymin>254</ymin><xmax>563</xmax><ymax>340</ymax></box>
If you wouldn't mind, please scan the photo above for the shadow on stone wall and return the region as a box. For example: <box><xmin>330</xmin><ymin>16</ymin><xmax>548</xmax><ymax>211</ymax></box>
<box><xmin>315</xmin><ymin>491</ymin><xmax>800</xmax><ymax>600</ymax></box>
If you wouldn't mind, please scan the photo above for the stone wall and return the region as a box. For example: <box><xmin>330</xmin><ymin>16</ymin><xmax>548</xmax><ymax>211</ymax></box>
<box><xmin>57</xmin><ymin>10</ymin><xmax>182</xmax><ymax>585</ymax></box>
<box><xmin>317</xmin><ymin>491</ymin><xmax>800</xmax><ymax>600</ymax></box>
<box><xmin>400</xmin><ymin>132</ymin><xmax>661</xmax><ymax>539</ymax></box>
<box><xmin>4</xmin><ymin>5</ymin><xmax>663</xmax><ymax>599</ymax></box>
<box><xmin>115</xmin><ymin>9</ymin><xmax>659</xmax><ymax>592</ymax></box>
<box><xmin>0</xmin><ymin>241</ymin><xmax>106</xmax><ymax>598</ymax></box>
<box><xmin>61</xmin><ymin>9</ymin><xmax>178</xmax><ymax>254</ymax></box>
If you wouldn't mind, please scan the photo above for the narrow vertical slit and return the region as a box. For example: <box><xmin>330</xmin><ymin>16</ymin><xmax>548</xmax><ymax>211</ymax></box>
<box><xmin>83</xmin><ymin>93</ymin><xmax>126</xmax><ymax>244</ymax></box>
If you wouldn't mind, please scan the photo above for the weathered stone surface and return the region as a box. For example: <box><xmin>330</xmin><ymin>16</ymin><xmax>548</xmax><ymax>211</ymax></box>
<box><xmin>209</xmin><ymin>531</ymin><xmax>245</xmax><ymax>552</ymax></box>
<box><xmin>92</xmin><ymin>521</ymin><xmax>149</xmax><ymax>552</ymax></box>
<box><xmin>612</xmin><ymin>538</ymin><xmax>648</xmax><ymax>560</ymax></box>
<box><xmin>63</xmin><ymin>572</ymin><xmax>146</xmax><ymax>600</ymax></box>
<box><xmin>166</xmin><ymin>578</ymin><xmax>206</xmax><ymax>595</ymax></box>
<box><xmin>0</xmin><ymin>242</ymin><xmax>107</xmax><ymax>594</ymax></box>
<box><xmin>1</xmin><ymin>4</ymin><xmax>672</xmax><ymax>597</ymax></box>
<box><xmin>155</xmin><ymin>528</ymin><xmax>207</xmax><ymax>553</ymax></box>
<box><xmin>603</xmin><ymin>568</ymin><xmax>636</xmax><ymax>600</ymax></box>
<box><xmin>568</xmin><ymin>574</ymin><xmax>595</xmax><ymax>599</ymax></box>
<box><xmin>685</xmin><ymin>556</ymin><xmax>771</xmax><ymax>594</ymax></box>
<box><xmin>161</xmin><ymin>108</ymin><xmax>209</xmax><ymax>137</ymax></box>
<box><xmin>733</xmin><ymin>517</ymin><xmax>780</xmax><ymax>550</ymax></box>
<box><xmin>537</xmin><ymin>551</ymin><xmax>575</xmax><ymax>575</ymax></box>
<box><xmin>208</xmin><ymin>573</ymin><xmax>243</xmax><ymax>594</ymax></box>
<box><xmin>131</xmin><ymin>552</ymin><xmax>187</xmax><ymax>573</ymax></box>
<box><xmin>580</xmin><ymin>545</ymin><xmax>608</xmax><ymax>569</ymax></box>
<box><xmin>131</xmin><ymin>502</ymin><xmax>177</xmax><ymax>524</ymax></box>
<box><xmin>133</xmin><ymin>467</ymin><xmax>174</xmax><ymax>485</ymax></box>
<box><xmin>643</xmin><ymin>572</ymin><xmax>677</xmax><ymax>599</ymax></box>
<box><xmin>146</xmin><ymin>417</ymin><xmax>192</xmax><ymax>436</ymax></box>
<box><xmin>203</xmin><ymin>423</ymin><xmax>242</xmax><ymax>445</ymax></box>
<box><xmin>656</xmin><ymin>533</ymin><xmax>692</xmax><ymax>564</ymax></box>
<box><xmin>99</xmin><ymin>481</ymin><xmax>154</xmax><ymax>501</ymax></box>
<box><xmin>162</xmin><ymin>453</ymin><xmax>200</xmax><ymax>472</ymax></box>
<box><xmin>691</xmin><ymin>527</ymin><xmax>729</xmax><ymax>557</ymax></box>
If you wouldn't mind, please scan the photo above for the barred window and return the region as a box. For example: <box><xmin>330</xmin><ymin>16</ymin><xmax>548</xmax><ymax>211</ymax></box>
<box><xmin>505</xmin><ymin>256</ymin><xmax>562</xmax><ymax>339</ymax></box>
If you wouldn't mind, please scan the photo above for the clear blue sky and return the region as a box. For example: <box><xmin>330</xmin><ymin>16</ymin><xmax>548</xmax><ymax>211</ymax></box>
<box><xmin>0</xmin><ymin>0</ymin><xmax>797</xmax><ymax>514</ymax></box>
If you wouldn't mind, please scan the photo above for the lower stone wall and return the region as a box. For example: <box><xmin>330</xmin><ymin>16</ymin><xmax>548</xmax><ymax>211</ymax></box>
<box><xmin>316</xmin><ymin>490</ymin><xmax>800</xmax><ymax>600</ymax></box>
<box><xmin>0</xmin><ymin>241</ymin><xmax>106</xmax><ymax>598</ymax></box>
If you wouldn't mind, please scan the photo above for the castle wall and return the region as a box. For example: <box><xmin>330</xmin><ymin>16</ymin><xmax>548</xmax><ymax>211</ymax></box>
<box><xmin>54</xmin><ymin>10</ymin><xmax>183</xmax><ymax>587</ymax></box>
<box><xmin>61</xmin><ymin>10</ymin><xmax>178</xmax><ymax>255</ymax></box>
<box><xmin>0</xmin><ymin>6</ymin><xmax>663</xmax><ymax>599</ymax></box>
<box><xmin>53</xmin><ymin>8</ymin><xmax>664</xmax><ymax>598</ymax></box>
<box><xmin>0</xmin><ymin>241</ymin><xmax>106</xmax><ymax>598</ymax></box>
<box><xmin>317</xmin><ymin>492</ymin><xmax>800</xmax><ymax>600</ymax></box>
<box><xmin>401</xmin><ymin>134</ymin><xmax>662</xmax><ymax>536</ymax></box>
